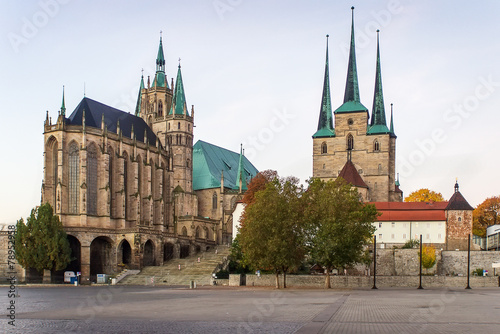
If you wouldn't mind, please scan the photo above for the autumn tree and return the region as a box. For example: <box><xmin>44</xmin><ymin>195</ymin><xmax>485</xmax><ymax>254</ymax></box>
<box><xmin>405</xmin><ymin>188</ymin><xmax>444</xmax><ymax>202</ymax></box>
<box><xmin>421</xmin><ymin>245</ymin><xmax>437</xmax><ymax>273</ymax></box>
<box><xmin>239</xmin><ymin>176</ymin><xmax>305</xmax><ymax>288</ymax></box>
<box><xmin>241</xmin><ymin>169</ymin><xmax>279</xmax><ymax>206</ymax></box>
<box><xmin>303</xmin><ymin>178</ymin><xmax>378</xmax><ymax>289</ymax></box>
<box><xmin>15</xmin><ymin>203</ymin><xmax>72</xmax><ymax>275</ymax></box>
<box><xmin>473</xmin><ymin>196</ymin><xmax>500</xmax><ymax>237</ymax></box>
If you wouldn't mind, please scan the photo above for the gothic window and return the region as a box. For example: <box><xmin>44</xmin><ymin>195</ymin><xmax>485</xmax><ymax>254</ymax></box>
<box><xmin>168</xmin><ymin>122</ymin><xmax>170</xmax><ymax>130</ymax></box>
<box><xmin>52</xmin><ymin>140</ymin><xmax>58</xmax><ymax>205</ymax></box>
<box><xmin>123</xmin><ymin>152</ymin><xmax>129</xmax><ymax>220</ymax></box>
<box><xmin>87</xmin><ymin>144</ymin><xmax>98</xmax><ymax>215</ymax></box>
<box><xmin>158</xmin><ymin>100</ymin><xmax>163</xmax><ymax>117</ymax></box>
<box><xmin>378</xmin><ymin>164</ymin><xmax>382</xmax><ymax>175</ymax></box>
<box><xmin>195</xmin><ymin>226</ymin><xmax>200</xmax><ymax>238</ymax></box>
<box><xmin>68</xmin><ymin>142</ymin><xmax>80</xmax><ymax>214</ymax></box>
<box><xmin>347</xmin><ymin>134</ymin><xmax>354</xmax><ymax>150</ymax></box>
<box><xmin>374</xmin><ymin>140</ymin><xmax>380</xmax><ymax>152</ymax></box>
<box><xmin>181</xmin><ymin>226</ymin><xmax>188</xmax><ymax>236</ymax></box>
<box><xmin>321</xmin><ymin>142</ymin><xmax>327</xmax><ymax>154</ymax></box>
<box><xmin>108</xmin><ymin>146</ymin><xmax>114</xmax><ymax>218</ymax></box>
<box><xmin>212</xmin><ymin>192</ymin><xmax>217</xmax><ymax>210</ymax></box>
<box><xmin>188</xmin><ymin>124</ymin><xmax>191</xmax><ymax>131</ymax></box>
<box><xmin>177</xmin><ymin>122</ymin><xmax>180</xmax><ymax>130</ymax></box>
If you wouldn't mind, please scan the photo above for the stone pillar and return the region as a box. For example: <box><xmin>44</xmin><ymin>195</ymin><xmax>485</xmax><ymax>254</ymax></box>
<box><xmin>80</xmin><ymin>245</ymin><xmax>91</xmax><ymax>283</ymax></box>
<box><xmin>174</xmin><ymin>243</ymin><xmax>180</xmax><ymax>259</ymax></box>
<box><xmin>43</xmin><ymin>269</ymin><xmax>51</xmax><ymax>284</ymax></box>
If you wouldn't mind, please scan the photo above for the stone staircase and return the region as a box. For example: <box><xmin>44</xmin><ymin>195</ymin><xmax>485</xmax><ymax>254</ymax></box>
<box><xmin>119</xmin><ymin>246</ymin><xmax>231</xmax><ymax>286</ymax></box>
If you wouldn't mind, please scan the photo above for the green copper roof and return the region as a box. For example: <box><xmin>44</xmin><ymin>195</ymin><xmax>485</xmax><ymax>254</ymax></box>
<box><xmin>313</xmin><ymin>35</ymin><xmax>335</xmax><ymax>139</ymax></box>
<box><xmin>60</xmin><ymin>86</ymin><xmax>66</xmax><ymax>116</ymax></box>
<box><xmin>335</xmin><ymin>7</ymin><xmax>367</xmax><ymax>114</ymax></box>
<box><xmin>135</xmin><ymin>75</ymin><xmax>145</xmax><ymax>116</ymax></box>
<box><xmin>192</xmin><ymin>140</ymin><xmax>259</xmax><ymax>191</ymax></box>
<box><xmin>367</xmin><ymin>30</ymin><xmax>390</xmax><ymax>135</ymax></box>
<box><xmin>169</xmin><ymin>65</ymin><xmax>188</xmax><ymax>115</ymax></box>
<box><xmin>153</xmin><ymin>36</ymin><xmax>168</xmax><ymax>88</ymax></box>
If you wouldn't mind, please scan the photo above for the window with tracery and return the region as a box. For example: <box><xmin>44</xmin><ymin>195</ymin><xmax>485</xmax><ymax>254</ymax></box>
<box><xmin>347</xmin><ymin>134</ymin><xmax>354</xmax><ymax>150</ymax></box>
<box><xmin>108</xmin><ymin>147</ymin><xmax>114</xmax><ymax>217</ymax></box>
<box><xmin>124</xmin><ymin>153</ymin><xmax>128</xmax><ymax>219</ymax></box>
<box><xmin>87</xmin><ymin>144</ymin><xmax>98</xmax><ymax>215</ymax></box>
<box><xmin>158</xmin><ymin>100</ymin><xmax>163</xmax><ymax>117</ymax></box>
<box><xmin>69</xmin><ymin>142</ymin><xmax>80</xmax><ymax>214</ymax></box>
<box><xmin>374</xmin><ymin>140</ymin><xmax>380</xmax><ymax>152</ymax></box>
<box><xmin>52</xmin><ymin>141</ymin><xmax>58</xmax><ymax>204</ymax></box>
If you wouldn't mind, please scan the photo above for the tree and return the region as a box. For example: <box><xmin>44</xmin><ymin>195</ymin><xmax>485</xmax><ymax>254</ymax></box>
<box><xmin>421</xmin><ymin>245</ymin><xmax>437</xmax><ymax>273</ymax></box>
<box><xmin>241</xmin><ymin>169</ymin><xmax>279</xmax><ymax>206</ymax></box>
<box><xmin>15</xmin><ymin>203</ymin><xmax>72</xmax><ymax>275</ymax></box>
<box><xmin>405</xmin><ymin>189</ymin><xmax>444</xmax><ymax>202</ymax></box>
<box><xmin>239</xmin><ymin>176</ymin><xmax>305</xmax><ymax>288</ymax></box>
<box><xmin>303</xmin><ymin>178</ymin><xmax>378</xmax><ymax>289</ymax></box>
<box><xmin>473</xmin><ymin>196</ymin><xmax>500</xmax><ymax>237</ymax></box>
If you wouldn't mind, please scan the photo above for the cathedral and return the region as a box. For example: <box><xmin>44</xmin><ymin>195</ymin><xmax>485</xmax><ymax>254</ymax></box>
<box><xmin>312</xmin><ymin>9</ymin><xmax>402</xmax><ymax>202</ymax></box>
<box><xmin>41</xmin><ymin>36</ymin><xmax>258</xmax><ymax>282</ymax></box>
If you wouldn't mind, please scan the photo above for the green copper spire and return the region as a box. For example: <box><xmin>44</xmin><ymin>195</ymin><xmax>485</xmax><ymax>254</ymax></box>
<box><xmin>367</xmin><ymin>30</ymin><xmax>390</xmax><ymax>135</ymax></box>
<box><xmin>389</xmin><ymin>103</ymin><xmax>396</xmax><ymax>137</ymax></box>
<box><xmin>135</xmin><ymin>73</ymin><xmax>145</xmax><ymax>116</ymax></box>
<box><xmin>313</xmin><ymin>35</ymin><xmax>335</xmax><ymax>138</ymax></box>
<box><xmin>169</xmin><ymin>64</ymin><xmax>188</xmax><ymax>115</ymax></box>
<box><xmin>334</xmin><ymin>7</ymin><xmax>368</xmax><ymax>114</ymax></box>
<box><xmin>153</xmin><ymin>34</ymin><xmax>167</xmax><ymax>88</ymax></box>
<box><xmin>234</xmin><ymin>144</ymin><xmax>247</xmax><ymax>192</ymax></box>
<box><xmin>60</xmin><ymin>85</ymin><xmax>66</xmax><ymax>116</ymax></box>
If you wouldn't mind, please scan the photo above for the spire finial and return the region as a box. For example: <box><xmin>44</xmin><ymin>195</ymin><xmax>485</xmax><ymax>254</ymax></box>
<box><xmin>60</xmin><ymin>85</ymin><xmax>66</xmax><ymax>116</ymax></box>
<box><xmin>178</xmin><ymin>57</ymin><xmax>181</xmax><ymax>68</ymax></box>
<box><xmin>160</xmin><ymin>30</ymin><xmax>162</xmax><ymax>39</ymax></box>
<box><xmin>141</xmin><ymin>68</ymin><xmax>144</xmax><ymax>77</ymax></box>
<box><xmin>454</xmin><ymin>179</ymin><xmax>459</xmax><ymax>193</ymax></box>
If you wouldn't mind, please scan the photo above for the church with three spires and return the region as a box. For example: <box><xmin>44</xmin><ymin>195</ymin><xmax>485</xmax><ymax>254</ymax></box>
<box><xmin>41</xmin><ymin>36</ymin><xmax>258</xmax><ymax>282</ymax></box>
<box><xmin>312</xmin><ymin>8</ymin><xmax>474</xmax><ymax>250</ymax></box>
<box><xmin>312</xmin><ymin>8</ymin><xmax>401</xmax><ymax>203</ymax></box>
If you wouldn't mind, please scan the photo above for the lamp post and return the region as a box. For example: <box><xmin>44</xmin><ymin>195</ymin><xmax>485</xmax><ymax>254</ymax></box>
<box><xmin>466</xmin><ymin>234</ymin><xmax>471</xmax><ymax>289</ymax></box>
<box><xmin>372</xmin><ymin>235</ymin><xmax>377</xmax><ymax>289</ymax></box>
<box><xmin>418</xmin><ymin>234</ymin><xmax>423</xmax><ymax>289</ymax></box>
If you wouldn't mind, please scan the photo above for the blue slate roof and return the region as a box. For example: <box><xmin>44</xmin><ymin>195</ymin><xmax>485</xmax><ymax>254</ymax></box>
<box><xmin>67</xmin><ymin>97</ymin><xmax>158</xmax><ymax>144</ymax></box>
<box><xmin>192</xmin><ymin>140</ymin><xmax>259</xmax><ymax>191</ymax></box>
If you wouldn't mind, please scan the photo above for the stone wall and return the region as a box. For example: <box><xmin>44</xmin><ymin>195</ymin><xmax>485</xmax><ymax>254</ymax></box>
<box><xmin>0</xmin><ymin>227</ymin><xmax>25</xmax><ymax>282</ymax></box>
<box><xmin>245</xmin><ymin>274</ymin><xmax>499</xmax><ymax>288</ymax></box>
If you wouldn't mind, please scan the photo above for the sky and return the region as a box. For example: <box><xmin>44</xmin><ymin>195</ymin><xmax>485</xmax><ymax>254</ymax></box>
<box><xmin>1</xmin><ymin>0</ymin><xmax>500</xmax><ymax>224</ymax></box>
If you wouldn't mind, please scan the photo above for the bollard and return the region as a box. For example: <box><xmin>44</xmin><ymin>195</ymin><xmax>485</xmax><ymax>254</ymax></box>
<box><xmin>190</xmin><ymin>280</ymin><xmax>194</xmax><ymax>289</ymax></box>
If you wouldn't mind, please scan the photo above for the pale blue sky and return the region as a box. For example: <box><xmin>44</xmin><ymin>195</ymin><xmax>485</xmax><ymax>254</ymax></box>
<box><xmin>1</xmin><ymin>0</ymin><xmax>500</xmax><ymax>224</ymax></box>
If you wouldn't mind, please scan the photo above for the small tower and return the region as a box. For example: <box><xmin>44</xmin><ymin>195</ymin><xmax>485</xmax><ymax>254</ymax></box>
<box><xmin>167</xmin><ymin>62</ymin><xmax>194</xmax><ymax>197</ymax></box>
<box><xmin>445</xmin><ymin>181</ymin><xmax>474</xmax><ymax>250</ymax></box>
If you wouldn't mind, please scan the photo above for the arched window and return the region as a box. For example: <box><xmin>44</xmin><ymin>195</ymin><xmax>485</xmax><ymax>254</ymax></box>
<box><xmin>321</xmin><ymin>142</ymin><xmax>327</xmax><ymax>154</ymax></box>
<box><xmin>212</xmin><ymin>192</ymin><xmax>217</xmax><ymax>210</ymax></box>
<box><xmin>158</xmin><ymin>100</ymin><xmax>163</xmax><ymax>117</ymax></box>
<box><xmin>177</xmin><ymin>122</ymin><xmax>180</xmax><ymax>130</ymax></box>
<box><xmin>347</xmin><ymin>134</ymin><xmax>354</xmax><ymax>150</ymax></box>
<box><xmin>195</xmin><ymin>226</ymin><xmax>201</xmax><ymax>238</ymax></box>
<box><xmin>378</xmin><ymin>164</ymin><xmax>382</xmax><ymax>175</ymax></box>
<box><xmin>123</xmin><ymin>152</ymin><xmax>129</xmax><ymax>220</ymax></box>
<box><xmin>108</xmin><ymin>146</ymin><xmax>114</xmax><ymax>218</ymax></box>
<box><xmin>168</xmin><ymin>122</ymin><xmax>170</xmax><ymax>130</ymax></box>
<box><xmin>87</xmin><ymin>144</ymin><xmax>98</xmax><ymax>215</ymax></box>
<box><xmin>50</xmin><ymin>139</ymin><xmax>58</xmax><ymax>205</ymax></box>
<box><xmin>69</xmin><ymin>142</ymin><xmax>80</xmax><ymax>214</ymax></box>
<box><xmin>181</xmin><ymin>226</ymin><xmax>188</xmax><ymax>236</ymax></box>
<box><xmin>374</xmin><ymin>140</ymin><xmax>380</xmax><ymax>152</ymax></box>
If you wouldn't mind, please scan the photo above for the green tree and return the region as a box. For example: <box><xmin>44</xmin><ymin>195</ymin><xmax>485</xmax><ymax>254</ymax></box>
<box><xmin>473</xmin><ymin>196</ymin><xmax>500</xmax><ymax>237</ymax></box>
<box><xmin>303</xmin><ymin>178</ymin><xmax>378</xmax><ymax>289</ymax></box>
<box><xmin>239</xmin><ymin>176</ymin><xmax>305</xmax><ymax>288</ymax></box>
<box><xmin>421</xmin><ymin>245</ymin><xmax>437</xmax><ymax>273</ymax></box>
<box><xmin>15</xmin><ymin>203</ymin><xmax>72</xmax><ymax>274</ymax></box>
<box><xmin>405</xmin><ymin>188</ymin><xmax>444</xmax><ymax>202</ymax></box>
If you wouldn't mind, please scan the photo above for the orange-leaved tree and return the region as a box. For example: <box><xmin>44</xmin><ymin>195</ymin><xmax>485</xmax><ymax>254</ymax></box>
<box><xmin>241</xmin><ymin>169</ymin><xmax>279</xmax><ymax>206</ymax></box>
<box><xmin>405</xmin><ymin>188</ymin><xmax>444</xmax><ymax>202</ymax></box>
<box><xmin>473</xmin><ymin>196</ymin><xmax>500</xmax><ymax>237</ymax></box>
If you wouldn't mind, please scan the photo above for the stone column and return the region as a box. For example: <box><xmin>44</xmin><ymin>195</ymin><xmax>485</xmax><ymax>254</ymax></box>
<box><xmin>80</xmin><ymin>245</ymin><xmax>91</xmax><ymax>283</ymax></box>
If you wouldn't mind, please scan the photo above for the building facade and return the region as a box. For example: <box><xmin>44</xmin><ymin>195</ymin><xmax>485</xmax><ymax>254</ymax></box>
<box><xmin>41</xmin><ymin>37</ymin><xmax>257</xmax><ymax>282</ymax></box>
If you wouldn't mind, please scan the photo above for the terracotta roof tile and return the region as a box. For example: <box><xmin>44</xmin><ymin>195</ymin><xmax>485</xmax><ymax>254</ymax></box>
<box><xmin>338</xmin><ymin>160</ymin><xmax>368</xmax><ymax>188</ymax></box>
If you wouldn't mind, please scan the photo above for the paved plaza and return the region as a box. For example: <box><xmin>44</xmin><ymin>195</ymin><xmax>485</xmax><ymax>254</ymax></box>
<box><xmin>1</xmin><ymin>285</ymin><xmax>499</xmax><ymax>333</ymax></box>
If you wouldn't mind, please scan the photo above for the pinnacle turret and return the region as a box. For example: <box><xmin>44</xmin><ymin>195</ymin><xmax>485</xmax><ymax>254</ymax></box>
<box><xmin>153</xmin><ymin>34</ymin><xmax>167</xmax><ymax>88</ymax></box>
<box><xmin>135</xmin><ymin>73</ymin><xmax>145</xmax><ymax>116</ymax></box>
<box><xmin>60</xmin><ymin>86</ymin><xmax>66</xmax><ymax>116</ymax></box>
<box><xmin>313</xmin><ymin>35</ymin><xmax>335</xmax><ymax>138</ymax></box>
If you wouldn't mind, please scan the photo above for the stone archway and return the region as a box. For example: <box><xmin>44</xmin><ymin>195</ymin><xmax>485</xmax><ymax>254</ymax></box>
<box><xmin>180</xmin><ymin>244</ymin><xmax>190</xmax><ymax>259</ymax></box>
<box><xmin>52</xmin><ymin>235</ymin><xmax>81</xmax><ymax>283</ymax></box>
<box><xmin>118</xmin><ymin>239</ymin><xmax>132</xmax><ymax>266</ymax></box>
<box><xmin>164</xmin><ymin>243</ymin><xmax>174</xmax><ymax>261</ymax></box>
<box><xmin>90</xmin><ymin>237</ymin><xmax>114</xmax><ymax>281</ymax></box>
<box><xmin>143</xmin><ymin>240</ymin><xmax>155</xmax><ymax>266</ymax></box>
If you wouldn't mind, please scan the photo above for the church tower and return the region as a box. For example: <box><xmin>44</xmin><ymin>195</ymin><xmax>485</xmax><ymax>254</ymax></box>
<box><xmin>136</xmin><ymin>35</ymin><xmax>195</xmax><ymax>214</ymax></box>
<box><xmin>312</xmin><ymin>7</ymin><xmax>402</xmax><ymax>202</ymax></box>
